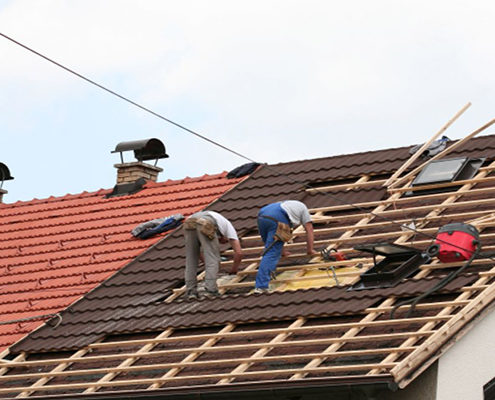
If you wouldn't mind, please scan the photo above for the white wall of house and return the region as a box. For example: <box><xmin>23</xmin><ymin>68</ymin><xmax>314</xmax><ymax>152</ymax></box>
<box><xmin>436</xmin><ymin>307</ymin><xmax>495</xmax><ymax>400</ymax></box>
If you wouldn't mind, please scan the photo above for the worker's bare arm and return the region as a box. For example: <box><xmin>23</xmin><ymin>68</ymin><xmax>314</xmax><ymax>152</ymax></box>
<box><xmin>229</xmin><ymin>239</ymin><xmax>243</xmax><ymax>274</ymax></box>
<box><xmin>304</xmin><ymin>222</ymin><xmax>318</xmax><ymax>255</ymax></box>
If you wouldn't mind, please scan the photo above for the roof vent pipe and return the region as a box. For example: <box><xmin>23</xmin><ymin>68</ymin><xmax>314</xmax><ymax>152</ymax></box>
<box><xmin>111</xmin><ymin>138</ymin><xmax>168</xmax><ymax>184</ymax></box>
<box><xmin>0</xmin><ymin>162</ymin><xmax>14</xmax><ymax>203</ymax></box>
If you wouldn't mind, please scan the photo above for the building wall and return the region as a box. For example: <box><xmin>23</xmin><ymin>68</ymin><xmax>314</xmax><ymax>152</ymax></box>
<box><xmin>378</xmin><ymin>363</ymin><xmax>438</xmax><ymax>400</ymax></box>
<box><xmin>436</xmin><ymin>307</ymin><xmax>495</xmax><ymax>400</ymax></box>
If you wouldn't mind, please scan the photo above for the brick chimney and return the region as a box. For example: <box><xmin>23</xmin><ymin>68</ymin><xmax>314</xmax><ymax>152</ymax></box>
<box><xmin>111</xmin><ymin>138</ymin><xmax>168</xmax><ymax>185</ymax></box>
<box><xmin>114</xmin><ymin>162</ymin><xmax>163</xmax><ymax>184</ymax></box>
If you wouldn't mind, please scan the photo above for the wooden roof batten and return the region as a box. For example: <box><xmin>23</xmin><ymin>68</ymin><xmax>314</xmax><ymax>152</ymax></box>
<box><xmin>2</xmin><ymin>121</ymin><xmax>495</xmax><ymax>397</ymax></box>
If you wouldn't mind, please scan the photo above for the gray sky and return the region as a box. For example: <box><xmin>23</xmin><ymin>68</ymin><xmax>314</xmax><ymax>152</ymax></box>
<box><xmin>1</xmin><ymin>0</ymin><xmax>495</xmax><ymax>203</ymax></box>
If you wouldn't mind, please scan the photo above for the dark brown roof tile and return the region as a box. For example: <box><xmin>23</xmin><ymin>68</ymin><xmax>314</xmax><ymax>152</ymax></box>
<box><xmin>10</xmin><ymin>135</ymin><xmax>495</xmax><ymax>355</ymax></box>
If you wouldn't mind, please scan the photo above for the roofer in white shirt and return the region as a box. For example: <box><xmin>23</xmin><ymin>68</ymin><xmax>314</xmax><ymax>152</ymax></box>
<box><xmin>184</xmin><ymin>211</ymin><xmax>242</xmax><ymax>299</ymax></box>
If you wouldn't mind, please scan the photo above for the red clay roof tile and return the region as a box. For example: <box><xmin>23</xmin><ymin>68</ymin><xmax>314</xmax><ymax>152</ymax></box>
<box><xmin>0</xmin><ymin>171</ymin><xmax>243</xmax><ymax>352</ymax></box>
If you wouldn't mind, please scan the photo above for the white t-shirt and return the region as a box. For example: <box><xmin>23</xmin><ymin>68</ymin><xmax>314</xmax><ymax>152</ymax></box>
<box><xmin>280</xmin><ymin>200</ymin><xmax>312</xmax><ymax>227</ymax></box>
<box><xmin>206</xmin><ymin>211</ymin><xmax>239</xmax><ymax>240</ymax></box>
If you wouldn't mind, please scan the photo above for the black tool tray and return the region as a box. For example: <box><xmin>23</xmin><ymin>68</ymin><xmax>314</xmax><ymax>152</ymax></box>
<box><xmin>350</xmin><ymin>242</ymin><xmax>429</xmax><ymax>290</ymax></box>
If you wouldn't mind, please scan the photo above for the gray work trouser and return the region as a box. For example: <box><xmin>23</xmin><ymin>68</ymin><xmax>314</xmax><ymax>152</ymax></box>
<box><xmin>184</xmin><ymin>213</ymin><xmax>220</xmax><ymax>293</ymax></box>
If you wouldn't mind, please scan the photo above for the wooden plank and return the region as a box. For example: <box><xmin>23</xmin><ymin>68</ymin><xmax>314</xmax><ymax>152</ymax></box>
<box><xmin>389</xmin><ymin>117</ymin><xmax>495</xmax><ymax>189</ymax></box>
<box><xmin>0</xmin><ymin>347</ymin><xmax>417</xmax><ymax>382</ymax></box>
<box><xmin>420</xmin><ymin>258</ymin><xmax>493</xmax><ymax>270</ymax></box>
<box><xmin>3</xmin><ymin>331</ymin><xmax>436</xmax><ymax>370</ymax></box>
<box><xmin>389</xmin><ymin>176</ymin><xmax>495</xmax><ymax>193</ymax></box>
<box><xmin>89</xmin><ymin>315</ymin><xmax>451</xmax><ymax>350</ymax></box>
<box><xmin>392</xmin><ymin>279</ymin><xmax>495</xmax><ymax>386</ymax></box>
<box><xmin>217</xmin><ymin>317</ymin><xmax>306</xmax><ymax>384</ymax></box>
<box><xmin>315</xmin><ymin>197</ymin><xmax>495</xmax><ymax>220</ymax></box>
<box><xmin>346</xmin><ymin>175</ymin><xmax>371</xmax><ymax>191</ymax></box>
<box><xmin>365</xmin><ymin>300</ymin><xmax>470</xmax><ymax>313</ymax></box>
<box><xmin>290</xmin><ymin>297</ymin><xmax>396</xmax><ymax>380</ymax></box>
<box><xmin>84</xmin><ymin>328</ymin><xmax>174</xmax><ymax>394</ymax></box>
<box><xmin>17</xmin><ymin>348</ymin><xmax>91</xmax><ymax>398</ymax></box>
<box><xmin>237</xmin><ymin>258</ymin><xmax>370</xmax><ymax>275</ymax></box>
<box><xmin>0</xmin><ymin>353</ymin><xmax>25</xmax><ymax>377</ymax></box>
<box><xmin>460</xmin><ymin>285</ymin><xmax>489</xmax><ymax>292</ymax></box>
<box><xmin>309</xmin><ymin>186</ymin><xmax>495</xmax><ymax>214</ymax></box>
<box><xmin>233</xmin><ymin>229</ymin><xmax>495</xmax><ymax>257</ymax></box>
<box><xmin>0</xmin><ymin>369</ymin><xmax>396</xmax><ymax>394</ymax></box>
<box><xmin>311</xmin><ymin>207</ymin><xmax>495</xmax><ymax>227</ymax></box>
<box><xmin>305</xmin><ymin>175</ymin><xmax>381</xmax><ymax>193</ymax></box>
<box><xmin>368</xmin><ymin>266</ymin><xmax>495</xmax><ymax>377</ymax></box>
<box><xmin>148</xmin><ymin>323</ymin><xmax>235</xmax><ymax>389</ymax></box>
<box><xmin>243</xmin><ymin>195</ymin><xmax>495</xmax><ymax>242</ymax></box>
<box><xmin>383</xmin><ymin>102</ymin><xmax>471</xmax><ymax>187</ymax></box>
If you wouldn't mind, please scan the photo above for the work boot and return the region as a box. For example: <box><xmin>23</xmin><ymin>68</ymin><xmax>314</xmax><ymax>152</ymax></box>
<box><xmin>186</xmin><ymin>289</ymin><xmax>200</xmax><ymax>300</ymax></box>
<box><xmin>253</xmin><ymin>288</ymin><xmax>270</xmax><ymax>294</ymax></box>
<box><xmin>204</xmin><ymin>289</ymin><xmax>220</xmax><ymax>298</ymax></box>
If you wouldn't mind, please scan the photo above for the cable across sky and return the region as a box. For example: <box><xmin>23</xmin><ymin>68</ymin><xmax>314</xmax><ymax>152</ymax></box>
<box><xmin>0</xmin><ymin>31</ymin><xmax>490</xmax><ymax>257</ymax></box>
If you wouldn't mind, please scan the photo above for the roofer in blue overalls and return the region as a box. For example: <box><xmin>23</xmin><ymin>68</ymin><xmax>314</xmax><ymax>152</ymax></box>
<box><xmin>254</xmin><ymin>200</ymin><xmax>317</xmax><ymax>293</ymax></box>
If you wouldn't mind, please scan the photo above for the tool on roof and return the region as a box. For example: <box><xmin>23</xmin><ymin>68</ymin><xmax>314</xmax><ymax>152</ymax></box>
<box><xmin>427</xmin><ymin>223</ymin><xmax>480</xmax><ymax>263</ymax></box>
<box><xmin>319</xmin><ymin>249</ymin><xmax>348</xmax><ymax>287</ymax></box>
<box><xmin>321</xmin><ymin>248</ymin><xmax>347</xmax><ymax>262</ymax></box>
<box><xmin>391</xmin><ymin>222</ymin><xmax>482</xmax><ymax>318</ymax></box>
<box><xmin>350</xmin><ymin>243</ymin><xmax>430</xmax><ymax>291</ymax></box>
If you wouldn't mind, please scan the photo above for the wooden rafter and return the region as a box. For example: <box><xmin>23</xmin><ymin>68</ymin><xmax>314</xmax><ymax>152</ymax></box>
<box><xmin>3</xmin><ymin>131</ymin><xmax>495</xmax><ymax>397</ymax></box>
<box><xmin>388</xmin><ymin>117</ymin><xmax>495</xmax><ymax>189</ymax></box>
<box><xmin>383</xmin><ymin>102</ymin><xmax>471</xmax><ymax>187</ymax></box>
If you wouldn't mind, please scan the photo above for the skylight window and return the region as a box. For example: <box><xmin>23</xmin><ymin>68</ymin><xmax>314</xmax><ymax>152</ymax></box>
<box><xmin>412</xmin><ymin>157</ymin><xmax>483</xmax><ymax>186</ymax></box>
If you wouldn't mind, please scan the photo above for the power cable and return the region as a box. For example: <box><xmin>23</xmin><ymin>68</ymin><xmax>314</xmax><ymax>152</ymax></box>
<box><xmin>1</xmin><ymin>32</ymin><xmax>493</xmax><ymax>258</ymax></box>
<box><xmin>0</xmin><ymin>32</ymin><xmax>255</xmax><ymax>164</ymax></box>
<box><xmin>390</xmin><ymin>242</ymin><xmax>482</xmax><ymax>319</ymax></box>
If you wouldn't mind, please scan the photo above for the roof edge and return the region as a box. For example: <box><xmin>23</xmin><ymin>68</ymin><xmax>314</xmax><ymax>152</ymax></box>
<box><xmin>395</xmin><ymin>298</ymin><xmax>495</xmax><ymax>389</ymax></box>
<box><xmin>23</xmin><ymin>374</ymin><xmax>394</xmax><ymax>400</ymax></box>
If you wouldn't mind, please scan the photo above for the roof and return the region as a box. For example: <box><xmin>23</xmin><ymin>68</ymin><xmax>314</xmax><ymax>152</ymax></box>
<box><xmin>1</xmin><ymin>134</ymin><xmax>495</xmax><ymax>398</ymax></box>
<box><xmin>0</xmin><ymin>172</ymin><xmax>243</xmax><ymax>353</ymax></box>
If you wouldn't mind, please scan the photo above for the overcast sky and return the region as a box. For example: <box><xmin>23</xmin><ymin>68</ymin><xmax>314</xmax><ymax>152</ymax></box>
<box><xmin>1</xmin><ymin>0</ymin><xmax>495</xmax><ymax>203</ymax></box>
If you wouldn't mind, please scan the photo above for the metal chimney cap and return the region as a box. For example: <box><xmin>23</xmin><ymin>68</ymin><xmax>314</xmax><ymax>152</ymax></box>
<box><xmin>111</xmin><ymin>138</ymin><xmax>169</xmax><ymax>162</ymax></box>
<box><xmin>0</xmin><ymin>163</ymin><xmax>14</xmax><ymax>181</ymax></box>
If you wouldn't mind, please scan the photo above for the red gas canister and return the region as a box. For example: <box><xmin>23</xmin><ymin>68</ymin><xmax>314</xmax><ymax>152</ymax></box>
<box><xmin>428</xmin><ymin>223</ymin><xmax>479</xmax><ymax>263</ymax></box>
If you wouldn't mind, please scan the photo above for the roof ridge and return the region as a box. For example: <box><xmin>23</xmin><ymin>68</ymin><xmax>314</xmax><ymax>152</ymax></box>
<box><xmin>0</xmin><ymin>171</ymin><xmax>231</xmax><ymax>209</ymax></box>
<box><xmin>0</xmin><ymin>184</ymin><xmax>233</xmax><ymax>226</ymax></box>
<box><xmin>266</xmin><ymin>133</ymin><xmax>495</xmax><ymax>169</ymax></box>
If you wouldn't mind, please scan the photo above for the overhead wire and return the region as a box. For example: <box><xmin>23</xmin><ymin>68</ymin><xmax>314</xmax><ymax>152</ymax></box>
<box><xmin>0</xmin><ymin>32</ymin><xmax>255</xmax><ymax>164</ymax></box>
<box><xmin>1</xmin><ymin>32</ymin><xmax>494</xmax><ymax>260</ymax></box>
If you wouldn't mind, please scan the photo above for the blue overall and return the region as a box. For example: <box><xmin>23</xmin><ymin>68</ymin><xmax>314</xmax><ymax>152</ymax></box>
<box><xmin>255</xmin><ymin>202</ymin><xmax>291</xmax><ymax>289</ymax></box>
